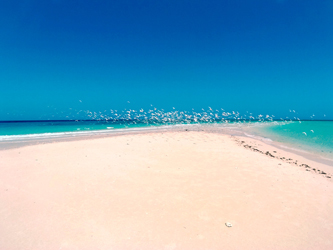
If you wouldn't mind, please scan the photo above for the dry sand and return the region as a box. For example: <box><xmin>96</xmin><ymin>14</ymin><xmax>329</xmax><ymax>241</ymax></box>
<box><xmin>0</xmin><ymin>131</ymin><xmax>333</xmax><ymax>250</ymax></box>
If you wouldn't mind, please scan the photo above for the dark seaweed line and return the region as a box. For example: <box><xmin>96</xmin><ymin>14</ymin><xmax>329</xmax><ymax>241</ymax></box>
<box><xmin>234</xmin><ymin>138</ymin><xmax>332</xmax><ymax>179</ymax></box>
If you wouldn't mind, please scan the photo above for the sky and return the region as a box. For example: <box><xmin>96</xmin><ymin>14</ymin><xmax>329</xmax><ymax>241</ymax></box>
<box><xmin>1</xmin><ymin>0</ymin><xmax>332</xmax><ymax>121</ymax></box>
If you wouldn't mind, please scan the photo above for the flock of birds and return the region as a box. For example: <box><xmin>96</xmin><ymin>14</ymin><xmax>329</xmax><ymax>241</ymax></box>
<box><xmin>43</xmin><ymin>102</ymin><xmax>329</xmax><ymax>137</ymax></box>
<box><xmin>60</xmin><ymin>105</ymin><xmax>316</xmax><ymax>136</ymax></box>
<box><xmin>79</xmin><ymin>106</ymin><xmax>278</xmax><ymax>125</ymax></box>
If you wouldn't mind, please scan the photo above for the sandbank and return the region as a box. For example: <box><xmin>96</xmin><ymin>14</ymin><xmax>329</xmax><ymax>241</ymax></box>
<box><xmin>1</xmin><ymin>130</ymin><xmax>333</xmax><ymax>250</ymax></box>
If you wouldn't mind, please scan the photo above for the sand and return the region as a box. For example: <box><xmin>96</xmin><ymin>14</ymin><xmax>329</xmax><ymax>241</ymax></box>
<box><xmin>0</xmin><ymin>131</ymin><xmax>333</xmax><ymax>250</ymax></box>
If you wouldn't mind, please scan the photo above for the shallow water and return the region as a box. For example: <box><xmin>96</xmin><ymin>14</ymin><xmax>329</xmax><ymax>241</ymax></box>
<box><xmin>244</xmin><ymin>121</ymin><xmax>333</xmax><ymax>161</ymax></box>
<box><xmin>0</xmin><ymin>120</ymin><xmax>149</xmax><ymax>136</ymax></box>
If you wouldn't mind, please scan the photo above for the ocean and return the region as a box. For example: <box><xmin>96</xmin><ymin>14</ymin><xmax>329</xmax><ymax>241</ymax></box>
<box><xmin>0</xmin><ymin>119</ymin><xmax>332</xmax><ymax>163</ymax></box>
<box><xmin>244</xmin><ymin>121</ymin><xmax>333</xmax><ymax>162</ymax></box>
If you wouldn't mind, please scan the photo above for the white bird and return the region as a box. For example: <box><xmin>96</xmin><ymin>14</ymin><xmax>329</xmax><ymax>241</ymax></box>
<box><xmin>310</xmin><ymin>130</ymin><xmax>314</xmax><ymax>133</ymax></box>
<box><xmin>302</xmin><ymin>132</ymin><xmax>307</xmax><ymax>136</ymax></box>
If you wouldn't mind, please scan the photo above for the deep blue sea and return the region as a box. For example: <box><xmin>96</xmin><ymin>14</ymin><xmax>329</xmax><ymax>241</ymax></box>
<box><xmin>0</xmin><ymin>120</ymin><xmax>332</xmax><ymax>162</ymax></box>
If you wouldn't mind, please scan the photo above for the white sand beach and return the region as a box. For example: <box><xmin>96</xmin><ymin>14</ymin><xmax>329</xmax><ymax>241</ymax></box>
<box><xmin>1</xmin><ymin>131</ymin><xmax>333</xmax><ymax>250</ymax></box>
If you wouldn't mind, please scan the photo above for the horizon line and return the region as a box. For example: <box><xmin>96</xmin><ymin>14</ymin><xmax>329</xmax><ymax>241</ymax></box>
<box><xmin>0</xmin><ymin>119</ymin><xmax>332</xmax><ymax>123</ymax></box>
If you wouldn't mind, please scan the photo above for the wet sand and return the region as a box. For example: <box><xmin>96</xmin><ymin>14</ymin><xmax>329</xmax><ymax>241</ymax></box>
<box><xmin>1</xmin><ymin>131</ymin><xmax>333</xmax><ymax>250</ymax></box>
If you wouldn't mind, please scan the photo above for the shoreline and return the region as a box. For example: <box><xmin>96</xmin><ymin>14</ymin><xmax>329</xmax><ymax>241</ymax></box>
<box><xmin>1</xmin><ymin>124</ymin><xmax>333</xmax><ymax>168</ymax></box>
<box><xmin>1</xmin><ymin>130</ymin><xmax>333</xmax><ymax>249</ymax></box>
<box><xmin>2</xmin><ymin>126</ymin><xmax>332</xmax><ymax>179</ymax></box>
<box><xmin>232</xmin><ymin>135</ymin><xmax>333</xmax><ymax>179</ymax></box>
<box><xmin>0</xmin><ymin>125</ymin><xmax>187</xmax><ymax>151</ymax></box>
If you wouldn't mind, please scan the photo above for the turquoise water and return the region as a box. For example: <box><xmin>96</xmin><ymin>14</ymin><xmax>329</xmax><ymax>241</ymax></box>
<box><xmin>0</xmin><ymin>119</ymin><xmax>247</xmax><ymax>140</ymax></box>
<box><xmin>248</xmin><ymin>121</ymin><xmax>333</xmax><ymax>160</ymax></box>
<box><xmin>0</xmin><ymin>120</ymin><xmax>165</xmax><ymax>139</ymax></box>
<box><xmin>0</xmin><ymin>121</ymin><xmax>146</xmax><ymax>136</ymax></box>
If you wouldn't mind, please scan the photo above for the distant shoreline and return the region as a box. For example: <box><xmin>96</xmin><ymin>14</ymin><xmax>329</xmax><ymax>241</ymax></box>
<box><xmin>1</xmin><ymin>123</ymin><xmax>333</xmax><ymax>167</ymax></box>
<box><xmin>1</xmin><ymin>119</ymin><xmax>333</xmax><ymax>123</ymax></box>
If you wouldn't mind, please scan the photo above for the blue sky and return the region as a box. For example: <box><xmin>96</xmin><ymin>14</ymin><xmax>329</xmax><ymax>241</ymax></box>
<box><xmin>1</xmin><ymin>0</ymin><xmax>332</xmax><ymax>120</ymax></box>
